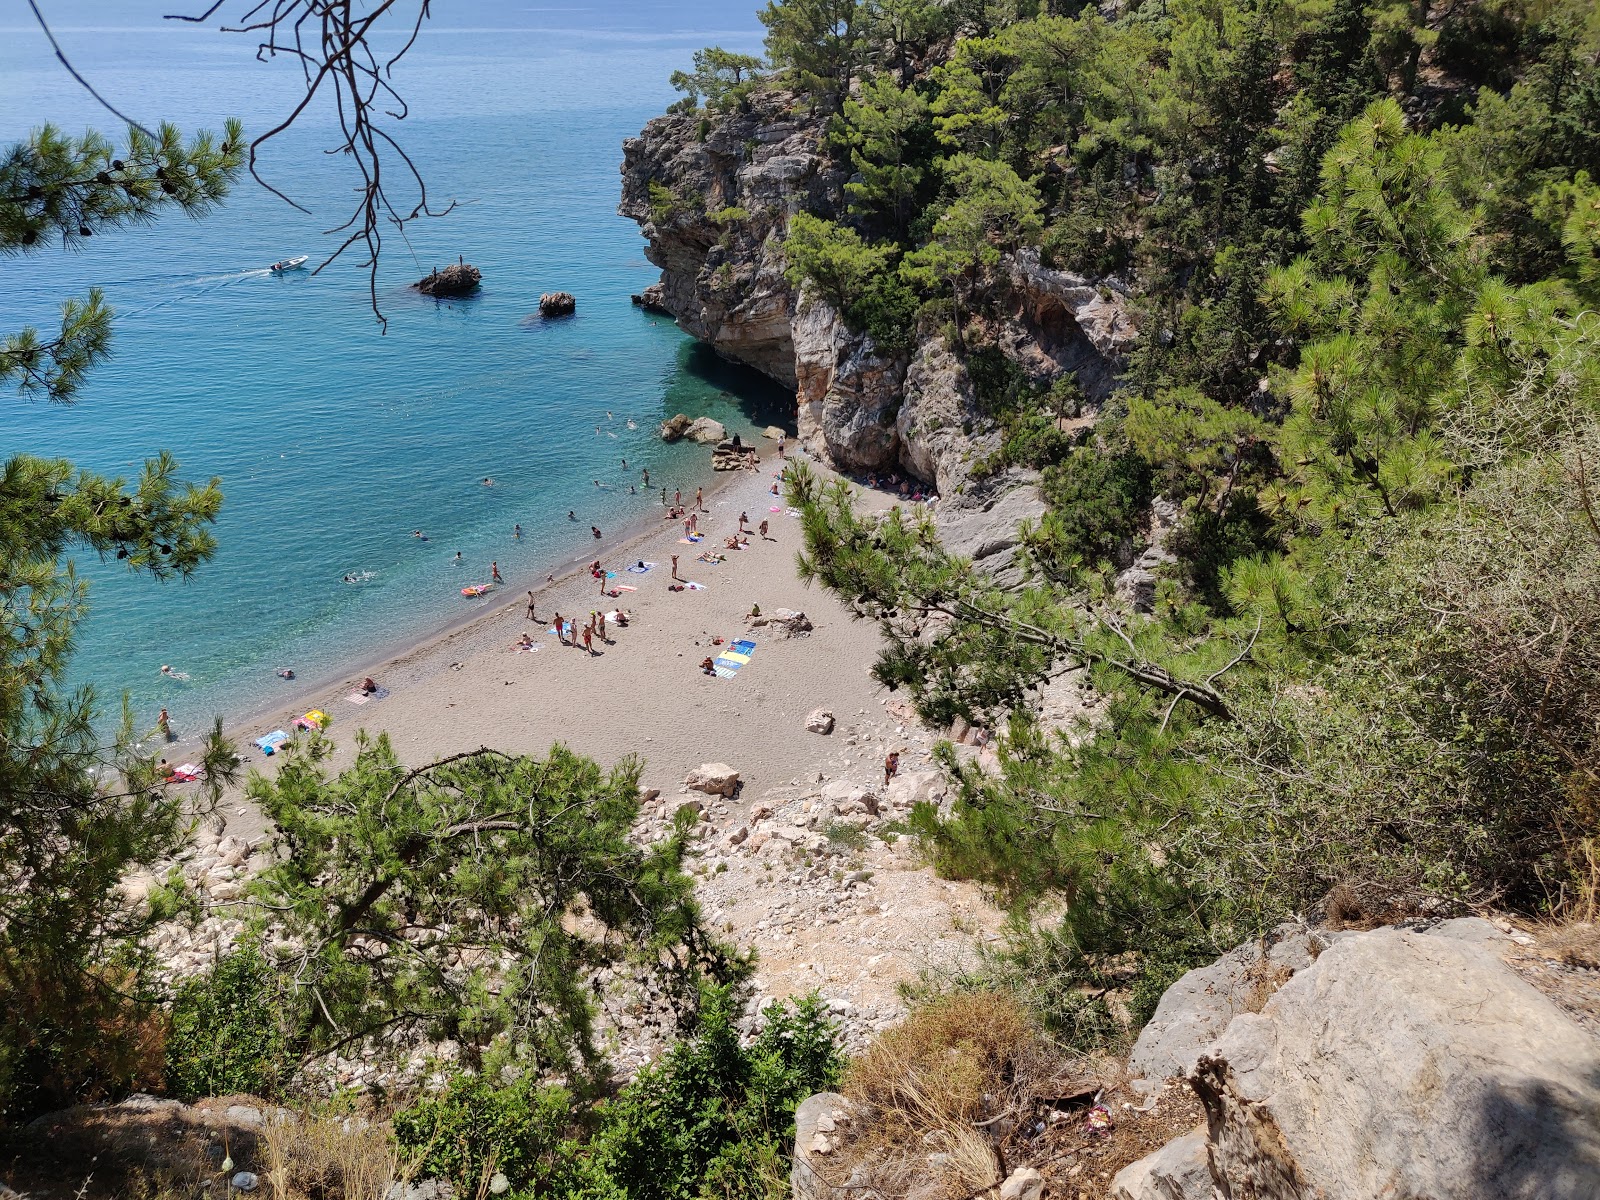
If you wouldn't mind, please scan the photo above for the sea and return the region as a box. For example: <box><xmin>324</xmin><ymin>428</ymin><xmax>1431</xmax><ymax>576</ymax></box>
<box><xmin>1</xmin><ymin>0</ymin><xmax>789</xmax><ymax>737</ymax></box>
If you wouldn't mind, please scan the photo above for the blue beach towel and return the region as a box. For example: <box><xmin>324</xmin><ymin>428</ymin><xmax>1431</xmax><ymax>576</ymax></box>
<box><xmin>626</xmin><ymin>561</ymin><xmax>656</xmax><ymax>574</ymax></box>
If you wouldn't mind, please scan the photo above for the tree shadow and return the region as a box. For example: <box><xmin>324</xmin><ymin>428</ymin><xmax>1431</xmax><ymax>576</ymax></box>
<box><xmin>1466</xmin><ymin>1062</ymin><xmax>1600</xmax><ymax>1197</ymax></box>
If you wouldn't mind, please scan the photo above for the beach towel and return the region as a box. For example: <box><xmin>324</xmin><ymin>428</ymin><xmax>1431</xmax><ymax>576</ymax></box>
<box><xmin>713</xmin><ymin>639</ymin><xmax>756</xmax><ymax>678</ymax></box>
<box><xmin>255</xmin><ymin>729</ymin><xmax>290</xmax><ymax>755</ymax></box>
<box><xmin>292</xmin><ymin>709</ymin><xmax>329</xmax><ymax>731</ymax></box>
<box><xmin>770</xmin><ymin>505</ymin><xmax>783</xmax><ymax>512</ymax></box>
<box><xmin>615</xmin><ymin>585</ymin><xmax>637</xmax><ymax>592</ymax></box>
<box><xmin>168</xmin><ymin>762</ymin><xmax>201</xmax><ymax>782</ymax></box>
<box><xmin>686</xmin><ymin>581</ymin><xmax>707</xmax><ymax>591</ymax></box>
<box><xmin>679</xmin><ymin>535</ymin><xmax>705</xmax><ymax>544</ymax></box>
<box><xmin>626</xmin><ymin>561</ymin><xmax>657</xmax><ymax>574</ymax></box>
<box><xmin>515</xmin><ymin>644</ymin><xmax>541</xmax><ymax>654</ymax></box>
<box><xmin>347</xmin><ymin>692</ymin><xmax>369</xmax><ymax>705</ymax></box>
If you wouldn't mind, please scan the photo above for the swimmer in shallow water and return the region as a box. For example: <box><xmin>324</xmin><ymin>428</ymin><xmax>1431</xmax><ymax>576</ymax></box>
<box><xmin>277</xmin><ymin>668</ymin><xmax>295</xmax><ymax>680</ymax></box>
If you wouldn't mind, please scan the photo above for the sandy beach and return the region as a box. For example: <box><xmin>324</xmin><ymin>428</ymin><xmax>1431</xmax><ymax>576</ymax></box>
<box><xmin>216</xmin><ymin>446</ymin><xmax>898</xmax><ymax>825</ymax></box>
<box><xmin>175</xmin><ymin>444</ymin><xmax>1003</xmax><ymax>1048</ymax></box>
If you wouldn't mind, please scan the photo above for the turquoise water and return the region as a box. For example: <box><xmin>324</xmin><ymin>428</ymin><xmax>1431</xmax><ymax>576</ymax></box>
<box><xmin>2</xmin><ymin>2</ymin><xmax>787</xmax><ymax>734</ymax></box>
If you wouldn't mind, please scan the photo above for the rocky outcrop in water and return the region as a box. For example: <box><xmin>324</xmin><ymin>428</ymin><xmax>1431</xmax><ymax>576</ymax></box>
<box><xmin>539</xmin><ymin>291</ymin><xmax>576</xmax><ymax>316</ymax></box>
<box><xmin>619</xmin><ymin>96</ymin><xmax>1136</xmax><ymax>497</ymax></box>
<box><xmin>415</xmin><ymin>262</ymin><xmax>481</xmax><ymax>296</ymax></box>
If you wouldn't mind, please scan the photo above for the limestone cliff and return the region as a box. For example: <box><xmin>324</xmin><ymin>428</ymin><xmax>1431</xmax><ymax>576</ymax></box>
<box><xmin>619</xmin><ymin>96</ymin><xmax>1137</xmax><ymax>495</ymax></box>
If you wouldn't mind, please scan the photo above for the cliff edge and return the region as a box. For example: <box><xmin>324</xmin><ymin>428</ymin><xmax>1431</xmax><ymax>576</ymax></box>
<box><xmin>619</xmin><ymin>95</ymin><xmax>1137</xmax><ymax>497</ymax></box>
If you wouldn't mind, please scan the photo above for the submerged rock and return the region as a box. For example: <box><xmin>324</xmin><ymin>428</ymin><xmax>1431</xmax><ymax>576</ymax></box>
<box><xmin>414</xmin><ymin>262</ymin><xmax>481</xmax><ymax>296</ymax></box>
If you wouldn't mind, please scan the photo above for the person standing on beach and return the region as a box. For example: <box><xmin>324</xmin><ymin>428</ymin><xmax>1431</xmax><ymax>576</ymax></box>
<box><xmin>660</xmin><ymin>486</ymin><xmax>667</xmax><ymax>506</ymax></box>
<box><xmin>759</xmin><ymin>519</ymin><xmax>770</xmax><ymax>540</ymax></box>
<box><xmin>778</xmin><ymin>433</ymin><xmax>786</xmax><ymax>459</ymax></box>
<box><xmin>671</xmin><ymin>554</ymin><xmax>680</xmax><ymax>580</ymax></box>
<box><xmin>597</xmin><ymin>610</ymin><xmax>607</xmax><ymax>641</ymax></box>
<box><xmin>695</xmin><ymin>486</ymin><xmax>704</xmax><ymax>511</ymax></box>
<box><xmin>553</xmin><ymin>611</ymin><xmax>565</xmax><ymax>644</ymax></box>
<box><xmin>492</xmin><ymin>562</ymin><xmax>503</xmax><ymax>583</ymax></box>
<box><xmin>526</xmin><ymin>591</ymin><xmax>537</xmax><ymax>621</ymax></box>
<box><xmin>674</xmin><ymin>488</ymin><xmax>682</xmax><ymax>508</ymax></box>
<box><xmin>738</xmin><ymin>511</ymin><xmax>749</xmax><ymax>533</ymax></box>
<box><xmin>582</xmin><ymin>623</ymin><xmax>594</xmax><ymax>655</ymax></box>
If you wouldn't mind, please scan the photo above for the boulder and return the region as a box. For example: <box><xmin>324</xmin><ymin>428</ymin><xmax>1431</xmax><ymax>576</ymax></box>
<box><xmin>660</xmin><ymin>413</ymin><xmax>692</xmax><ymax>442</ymax></box>
<box><xmin>999</xmin><ymin>1166</ymin><xmax>1043</xmax><ymax>1200</ymax></box>
<box><xmin>1191</xmin><ymin>920</ymin><xmax>1600</xmax><ymax>1200</ymax></box>
<box><xmin>414</xmin><ymin>262</ymin><xmax>481</xmax><ymax>296</ymax></box>
<box><xmin>631</xmin><ymin>283</ymin><xmax>670</xmax><ymax>314</ymax></box>
<box><xmin>820</xmin><ymin>779</ymin><xmax>878</xmax><ymax>816</ymax></box>
<box><xmin>763</xmin><ymin>425</ymin><xmax>787</xmax><ymax>440</ymax></box>
<box><xmin>805</xmin><ymin>707</ymin><xmax>835</xmax><ymax>735</ymax></box>
<box><xmin>883</xmin><ymin>770</ymin><xmax>947</xmax><ymax>812</ymax></box>
<box><xmin>752</xmin><ymin>607</ymin><xmax>813</xmax><ymax>637</ymax></box>
<box><xmin>1112</xmin><ymin>1129</ymin><xmax>1215</xmax><ymax>1200</ymax></box>
<box><xmin>686</xmin><ymin>416</ymin><xmax>728</xmax><ymax>444</ymax></box>
<box><xmin>684</xmin><ymin>762</ymin><xmax>740</xmax><ymax>797</ymax></box>
<box><xmin>792</xmin><ymin>1093</ymin><xmax>855</xmax><ymax>1200</ymax></box>
<box><xmin>1128</xmin><ymin>923</ymin><xmax>1318</xmax><ymax>1084</ymax></box>
<box><xmin>538</xmin><ymin>291</ymin><xmax>576</xmax><ymax>316</ymax></box>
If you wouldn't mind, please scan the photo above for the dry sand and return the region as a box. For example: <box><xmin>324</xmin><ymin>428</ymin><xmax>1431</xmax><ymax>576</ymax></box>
<box><xmin>223</xmin><ymin>448</ymin><xmax>894</xmax><ymax>823</ymax></box>
<box><xmin>204</xmin><ymin>446</ymin><xmax>1004</xmax><ymax>1050</ymax></box>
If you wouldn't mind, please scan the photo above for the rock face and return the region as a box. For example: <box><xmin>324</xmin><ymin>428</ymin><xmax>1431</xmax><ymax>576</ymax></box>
<box><xmin>1128</xmin><ymin>923</ymin><xmax>1318</xmax><ymax>1086</ymax></box>
<box><xmin>1111</xmin><ymin>1129</ymin><xmax>1215</xmax><ymax>1200</ymax></box>
<box><xmin>791</xmin><ymin>294</ymin><xmax>907</xmax><ymax>473</ymax></box>
<box><xmin>415</xmin><ymin>262</ymin><xmax>480</xmax><ymax>296</ymax></box>
<box><xmin>619</xmin><ymin>95</ymin><xmax>1135</xmax><ymax>491</ymax></box>
<box><xmin>539</xmin><ymin>291</ymin><xmax>576</xmax><ymax>316</ymax></box>
<box><xmin>1118</xmin><ymin>918</ymin><xmax>1600</xmax><ymax>1200</ymax></box>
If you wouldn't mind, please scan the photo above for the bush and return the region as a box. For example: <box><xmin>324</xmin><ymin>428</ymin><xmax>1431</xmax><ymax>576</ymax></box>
<box><xmin>165</xmin><ymin>943</ymin><xmax>300</xmax><ymax>1100</ymax></box>
<box><xmin>1033</xmin><ymin>447</ymin><xmax>1153</xmax><ymax>570</ymax></box>
<box><xmin>581</xmin><ymin>986</ymin><xmax>842</xmax><ymax>1200</ymax></box>
<box><xmin>392</xmin><ymin>1074</ymin><xmax>575</xmax><ymax>1192</ymax></box>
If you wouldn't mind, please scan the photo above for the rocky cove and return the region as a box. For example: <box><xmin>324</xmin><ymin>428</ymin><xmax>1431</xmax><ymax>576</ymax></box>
<box><xmin>619</xmin><ymin>91</ymin><xmax>1134</xmax><ymax>504</ymax></box>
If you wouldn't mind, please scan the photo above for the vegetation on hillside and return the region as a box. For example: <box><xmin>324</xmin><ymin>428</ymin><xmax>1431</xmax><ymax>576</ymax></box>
<box><xmin>706</xmin><ymin>0</ymin><xmax>1600</xmax><ymax>1016</ymax></box>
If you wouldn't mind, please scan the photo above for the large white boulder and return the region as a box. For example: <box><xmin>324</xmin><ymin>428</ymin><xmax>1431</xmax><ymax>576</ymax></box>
<box><xmin>685</xmin><ymin>416</ymin><xmax>728</xmax><ymax>444</ymax></box>
<box><xmin>683</xmin><ymin>762</ymin><xmax>740</xmax><ymax>797</ymax></box>
<box><xmin>1191</xmin><ymin>921</ymin><xmax>1600</xmax><ymax>1199</ymax></box>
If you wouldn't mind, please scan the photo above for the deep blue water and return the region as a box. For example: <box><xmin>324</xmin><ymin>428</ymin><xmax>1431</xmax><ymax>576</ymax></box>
<box><xmin>1</xmin><ymin>1</ymin><xmax>786</xmax><ymax>734</ymax></box>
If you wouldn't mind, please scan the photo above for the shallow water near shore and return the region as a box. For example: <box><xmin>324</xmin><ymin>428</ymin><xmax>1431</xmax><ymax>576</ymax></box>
<box><xmin>1</xmin><ymin>1</ymin><xmax>780</xmax><ymax>735</ymax></box>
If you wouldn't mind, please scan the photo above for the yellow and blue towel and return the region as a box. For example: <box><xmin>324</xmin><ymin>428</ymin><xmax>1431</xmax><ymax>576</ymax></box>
<box><xmin>713</xmin><ymin>639</ymin><xmax>757</xmax><ymax>679</ymax></box>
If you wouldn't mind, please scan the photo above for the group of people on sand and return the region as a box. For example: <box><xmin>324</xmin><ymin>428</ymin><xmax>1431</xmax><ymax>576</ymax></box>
<box><xmin>546</xmin><ymin>607</ymin><xmax>627</xmax><ymax>655</ymax></box>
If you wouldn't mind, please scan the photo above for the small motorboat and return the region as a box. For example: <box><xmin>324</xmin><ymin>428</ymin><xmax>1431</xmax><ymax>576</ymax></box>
<box><xmin>269</xmin><ymin>256</ymin><xmax>308</xmax><ymax>273</ymax></box>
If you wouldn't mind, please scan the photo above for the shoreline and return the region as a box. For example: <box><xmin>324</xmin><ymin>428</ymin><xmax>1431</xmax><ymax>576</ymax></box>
<box><xmin>205</xmin><ymin>440</ymin><xmax>770</xmax><ymax>754</ymax></box>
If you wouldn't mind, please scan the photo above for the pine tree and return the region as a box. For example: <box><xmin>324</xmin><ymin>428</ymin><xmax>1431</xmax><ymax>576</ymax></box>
<box><xmin>0</xmin><ymin>119</ymin><xmax>242</xmax><ymax>1115</ymax></box>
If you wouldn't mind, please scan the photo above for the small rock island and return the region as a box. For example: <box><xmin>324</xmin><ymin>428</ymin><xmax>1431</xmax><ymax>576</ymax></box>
<box><xmin>414</xmin><ymin>261</ymin><xmax>481</xmax><ymax>296</ymax></box>
<box><xmin>539</xmin><ymin>291</ymin><xmax>576</xmax><ymax>317</ymax></box>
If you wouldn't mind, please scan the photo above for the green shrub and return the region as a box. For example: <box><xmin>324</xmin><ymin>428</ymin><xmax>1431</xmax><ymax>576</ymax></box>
<box><xmin>164</xmin><ymin>943</ymin><xmax>300</xmax><ymax>1100</ymax></box>
<box><xmin>392</xmin><ymin>1073</ymin><xmax>576</xmax><ymax>1192</ymax></box>
<box><xmin>581</xmin><ymin>986</ymin><xmax>842</xmax><ymax>1200</ymax></box>
<box><xmin>710</xmin><ymin>205</ymin><xmax>750</xmax><ymax>225</ymax></box>
<box><xmin>1032</xmin><ymin>447</ymin><xmax>1153</xmax><ymax>570</ymax></box>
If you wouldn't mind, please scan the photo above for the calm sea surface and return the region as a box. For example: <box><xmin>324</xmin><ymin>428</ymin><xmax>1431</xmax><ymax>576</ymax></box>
<box><xmin>1</xmin><ymin>1</ymin><xmax>786</xmax><ymax>736</ymax></box>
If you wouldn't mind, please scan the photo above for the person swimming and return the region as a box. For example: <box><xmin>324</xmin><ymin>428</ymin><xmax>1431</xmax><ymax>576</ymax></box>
<box><xmin>277</xmin><ymin>668</ymin><xmax>295</xmax><ymax>679</ymax></box>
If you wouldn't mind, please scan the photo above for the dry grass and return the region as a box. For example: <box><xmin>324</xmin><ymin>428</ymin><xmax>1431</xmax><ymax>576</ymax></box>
<box><xmin>1541</xmin><ymin>921</ymin><xmax>1600</xmax><ymax>970</ymax></box>
<box><xmin>261</xmin><ymin>1111</ymin><xmax>399</xmax><ymax>1200</ymax></box>
<box><xmin>839</xmin><ymin>992</ymin><xmax>1068</xmax><ymax>1199</ymax></box>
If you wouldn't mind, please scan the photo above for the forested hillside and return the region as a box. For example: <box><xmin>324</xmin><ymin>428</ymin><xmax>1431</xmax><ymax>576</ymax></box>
<box><xmin>663</xmin><ymin>0</ymin><xmax>1600</xmax><ymax>1024</ymax></box>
